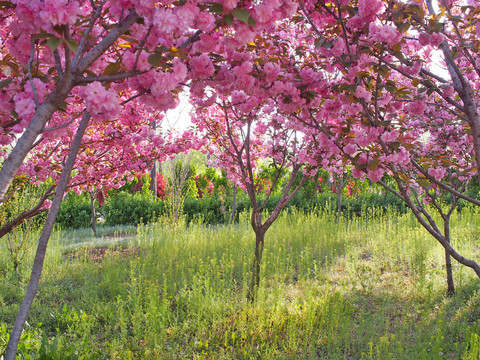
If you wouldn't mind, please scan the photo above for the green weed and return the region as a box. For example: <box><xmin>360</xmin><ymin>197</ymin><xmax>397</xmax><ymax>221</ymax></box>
<box><xmin>2</xmin><ymin>207</ymin><xmax>480</xmax><ymax>359</ymax></box>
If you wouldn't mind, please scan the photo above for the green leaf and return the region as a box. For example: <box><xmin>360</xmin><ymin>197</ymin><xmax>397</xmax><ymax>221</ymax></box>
<box><xmin>0</xmin><ymin>59</ymin><xmax>20</xmax><ymax>76</ymax></box>
<box><xmin>65</xmin><ymin>38</ymin><xmax>79</xmax><ymax>52</ymax></box>
<box><xmin>46</xmin><ymin>37</ymin><xmax>62</xmax><ymax>53</ymax></box>
<box><xmin>377</xmin><ymin>65</ymin><xmax>389</xmax><ymax>77</ymax></box>
<box><xmin>323</xmin><ymin>41</ymin><xmax>333</xmax><ymax>49</ymax></box>
<box><xmin>370</xmin><ymin>159</ymin><xmax>380</xmax><ymax>171</ymax></box>
<box><xmin>208</xmin><ymin>2</ymin><xmax>223</xmax><ymax>14</ymax></box>
<box><xmin>53</xmin><ymin>25</ymin><xmax>64</xmax><ymax>35</ymax></box>
<box><xmin>232</xmin><ymin>8</ymin><xmax>250</xmax><ymax>25</ymax></box>
<box><xmin>0</xmin><ymin>78</ymin><xmax>13</xmax><ymax>89</ymax></box>
<box><xmin>314</xmin><ymin>37</ymin><xmax>326</xmax><ymax>48</ymax></box>
<box><xmin>224</xmin><ymin>14</ymin><xmax>234</xmax><ymax>26</ymax></box>
<box><xmin>58</xmin><ymin>101</ymin><xmax>68</xmax><ymax>112</ymax></box>
<box><xmin>385</xmin><ymin>83</ymin><xmax>395</xmax><ymax>94</ymax></box>
<box><xmin>248</xmin><ymin>16</ymin><xmax>256</xmax><ymax>27</ymax></box>
<box><xmin>148</xmin><ymin>53</ymin><xmax>163</xmax><ymax>67</ymax></box>
<box><xmin>33</xmin><ymin>32</ymin><xmax>56</xmax><ymax>40</ymax></box>
<box><xmin>103</xmin><ymin>62</ymin><xmax>121</xmax><ymax>75</ymax></box>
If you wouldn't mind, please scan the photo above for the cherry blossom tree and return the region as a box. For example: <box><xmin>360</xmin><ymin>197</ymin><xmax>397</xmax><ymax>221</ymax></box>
<box><xmin>190</xmin><ymin>37</ymin><xmax>337</xmax><ymax>300</ymax></box>
<box><xmin>0</xmin><ymin>1</ymin><xmax>298</xmax><ymax>357</ymax></box>
<box><xmin>291</xmin><ymin>0</ymin><xmax>480</xmax><ymax>293</ymax></box>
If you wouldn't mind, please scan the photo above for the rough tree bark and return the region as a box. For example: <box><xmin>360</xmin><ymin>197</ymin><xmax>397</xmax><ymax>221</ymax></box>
<box><xmin>247</xmin><ymin>217</ymin><xmax>266</xmax><ymax>303</ymax></box>
<box><xmin>443</xmin><ymin>213</ymin><xmax>455</xmax><ymax>296</ymax></box>
<box><xmin>89</xmin><ymin>190</ymin><xmax>97</xmax><ymax>237</ymax></box>
<box><xmin>5</xmin><ymin>112</ymin><xmax>91</xmax><ymax>360</ymax></box>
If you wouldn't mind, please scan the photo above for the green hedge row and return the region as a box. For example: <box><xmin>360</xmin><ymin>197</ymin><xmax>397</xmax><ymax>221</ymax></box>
<box><xmin>55</xmin><ymin>189</ymin><xmax>409</xmax><ymax>229</ymax></box>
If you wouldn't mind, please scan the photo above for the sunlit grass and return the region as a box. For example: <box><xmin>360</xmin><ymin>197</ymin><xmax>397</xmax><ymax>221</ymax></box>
<box><xmin>1</xmin><ymin>206</ymin><xmax>480</xmax><ymax>359</ymax></box>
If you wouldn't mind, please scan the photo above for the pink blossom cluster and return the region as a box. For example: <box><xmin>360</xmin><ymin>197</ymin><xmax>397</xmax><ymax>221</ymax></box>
<box><xmin>81</xmin><ymin>82</ymin><xmax>120</xmax><ymax>121</ymax></box>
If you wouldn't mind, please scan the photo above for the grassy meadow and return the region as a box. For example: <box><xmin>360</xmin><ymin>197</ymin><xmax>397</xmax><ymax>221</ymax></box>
<box><xmin>2</xmin><ymin>207</ymin><xmax>480</xmax><ymax>359</ymax></box>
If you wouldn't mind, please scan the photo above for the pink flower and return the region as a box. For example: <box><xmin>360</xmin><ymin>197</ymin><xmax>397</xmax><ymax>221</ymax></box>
<box><xmin>380</xmin><ymin>130</ymin><xmax>398</xmax><ymax>143</ymax></box>
<box><xmin>332</xmin><ymin>38</ymin><xmax>346</xmax><ymax>57</ymax></box>
<box><xmin>352</xmin><ymin>168</ymin><xmax>364</xmax><ymax>179</ymax></box>
<box><xmin>195</xmin><ymin>12</ymin><xmax>216</xmax><ymax>32</ymax></box>
<box><xmin>367</xmin><ymin>167</ymin><xmax>385</xmax><ymax>182</ymax></box>
<box><xmin>344</xmin><ymin>143</ymin><xmax>358</xmax><ymax>155</ymax></box>
<box><xmin>369</xmin><ymin>23</ymin><xmax>402</xmax><ymax>45</ymax></box>
<box><xmin>263</xmin><ymin>62</ymin><xmax>281</xmax><ymax>83</ymax></box>
<box><xmin>347</xmin><ymin>0</ymin><xmax>384</xmax><ymax>30</ymax></box>
<box><xmin>428</xmin><ymin>167</ymin><xmax>446</xmax><ymax>181</ymax></box>
<box><xmin>429</xmin><ymin>33</ymin><xmax>444</xmax><ymax>47</ymax></box>
<box><xmin>25</xmin><ymin>78</ymin><xmax>48</xmax><ymax>101</ymax></box>
<box><xmin>407</xmin><ymin>99</ymin><xmax>427</xmax><ymax>116</ymax></box>
<box><xmin>12</xmin><ymin>124</ymin><xmax>24</xmax><ymax>133</ymax></box>
<box><xmin>40</xmin><ymin>199</ymin><xmax>52</xmax><ymax>210</ymax></box>
<box><xmin>222</xmin><ymin>0</ymin><xmax>239</xmax><ymax>11</ymax></box>
<box><xmin>235</xmin><ymin>24</ymin><xmax>255</xmax><ymax>45</ymax></box>
<box><xmin>83</xmin><ymin>82</ymin><xmax>120</xmax><ymax>121</ymax></box>
<box><xmin>443</xmin><ymin>86</ymin><xmax>454</xmax><ymax>97</ymax></box>
<box><xmin>355</xmin><ymin>86</ymin><xmax>372</xmax><ymax>102</ymax></box>
<box><xmin>189</xmin><ymin>54</ymin><xmax>215</xmax><ymax>79</ymax></box>
<box><xmin>15</xmin><ymin>97</ymin><xmax>36</xmax><ymax>121</ymax></box>
<box><xmin>231</xmin><ymin>90</ymin><xmax>248</xmax><ymax>104</ymax></box>
<box><xmin>172</xmin><ymin>58</ymin><xmax>188</xmax><ymax>82</ymax></box>
<box><xmin>418</xmin><ymin>33</ymin><xmax>430</xmax><ymax>46</ymax></box>
<box><xmin>254</xmin><ymin>2</ymin><xmax>277</xmax><ymax>24</ymax></box>
<box><xmin>0</xmin><ymin>134</ymin><xmax>12</xmax><ymax>145</ymax></box>
<box><xmin>40</xmin><ymin>0</ymin><xmax>82</xmax><ymax>26</ymax></box>
<box><xmin>153</xmin><ymin>8</ymin><xmax>178</xmax><ymax>34</ymax></box>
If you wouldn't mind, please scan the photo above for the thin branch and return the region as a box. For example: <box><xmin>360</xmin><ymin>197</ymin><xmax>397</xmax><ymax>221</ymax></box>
<box><xmin>0</xmin><ymin>185</ymin><xmax>55</xmax><ymax>239</ymax></box>
<box><xmin>76</xmin><ymin>10</ymin><xmax>139</xmax><ymax>73</ymax></box>
<box><xmin>133</xmin><ymin>25</ymin><xmax>153</xmax><ymax>70</ymax></box>
<box><xmin>72</xmin><ymin>0</ymin><xmax>107</xmax><ymax>68</ymax></box>
<box><xmin>28</xmin><ymin>38</ymin><xmax>40</xmax><ymax>106</ymax></box>
<box><xmin>53</xmin><ymin>49</ymin><xmax>64</xmax><ymax>79</ymax></box>
<box><xmin>179</xmin><ymin>30</ymin><xmax>202</xmax><ymax>50</ymax></box>
<box><xmin>77</xmin><ymin>70</ymin><xmax>145</xmax><ymax>83</ymax></box>
<box><xmin>263</xmin><ymin>164</ymin><xmax>308</xmax><ymax>231</ymax></box>
<box><xmin>411</xmin><ymin>159</ymin><xmax>480</xmax><ymax>206</ymax></box>
<box><xmin>63</xmin><ymin>26</ymin><xmax>72</xmax><ymax>77</ymax></box>
<box><xmin>120</xmin><ymin>90</ymin><xmax>148</xmax><ymax>105</ymax></box>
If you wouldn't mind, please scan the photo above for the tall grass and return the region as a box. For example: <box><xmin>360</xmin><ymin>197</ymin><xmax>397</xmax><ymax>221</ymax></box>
<box><xmin>1</xmin><ymin>206</ymin><xmax>480</xmax><ymax>359</ymax></box>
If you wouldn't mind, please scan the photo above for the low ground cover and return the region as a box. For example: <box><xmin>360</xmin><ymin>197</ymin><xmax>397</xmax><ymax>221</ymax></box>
<box><xmin>1</xmin><ymin>208</ymin><xmax>480</xmax><ymax>359</ymax></box>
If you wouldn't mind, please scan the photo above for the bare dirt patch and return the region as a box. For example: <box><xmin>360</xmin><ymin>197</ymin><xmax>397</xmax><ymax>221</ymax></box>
<box><xmin>67</xmin><ymin>247</ymin><xmax>140</xmax><ymax>262</ymax></box>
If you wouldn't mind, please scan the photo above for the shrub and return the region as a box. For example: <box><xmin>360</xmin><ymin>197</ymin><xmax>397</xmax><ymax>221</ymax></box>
<box><xmin>102</xmin><ymin>192</ymin><xmax>165</xmax><ymax>226</ymax></box>
<box><xmin>56</xmin><ymin>193</ymin><xmax>91</xmax><ymax>229</ymax></box>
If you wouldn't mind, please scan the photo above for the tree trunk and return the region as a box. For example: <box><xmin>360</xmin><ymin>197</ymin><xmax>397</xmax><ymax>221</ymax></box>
<box><xmin>444</xmin><ymin>217</ymin><xmax>455</xmax><ymax>296</ymax></box>
<box><xmin>247</xmin><ymin>227</ymin><xmax>265</xmax><ymax>303</ymax></box>
<box><xmin>150</xmin><ymin>120</ymin><xmax>157</xmax><ymax>199</ymax></box>
<box><xmin>150</xmin><ymin>161</ymin><xmax>157</xmax><ymax>199</ymax></box>
<box><xmin>90</xmin><ymin>191</ymin><xmax>97</xmax><ymax>237</ymax></box>
<box><xmin>337</xmin><ymin>185</ymin><xmax>342</xmax><ymax>217</ymax></box>
<box><xmin>5</xmin><ymin>112</ymin><xmax>91</xmax><ymax>360</ymax></box>
<box><xmin>0</xmin><ymin>99</ymin><xmax>69</xmax><ymax>204</ymax></box>
<box><xmin>231</xmin><ymin>184</ymin><xmax>237</xmax><ymax>224</ymax></box>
